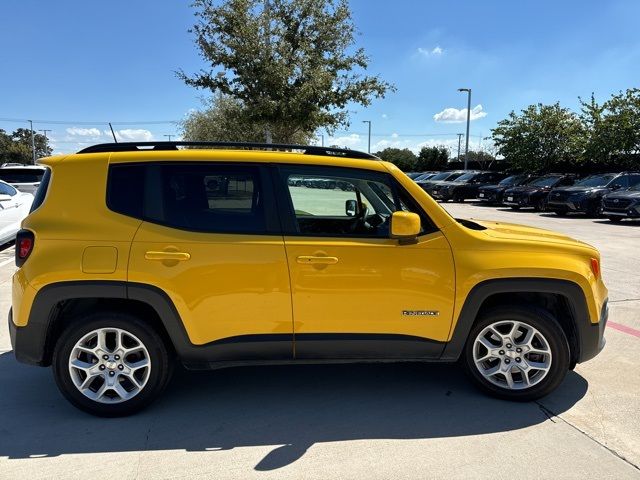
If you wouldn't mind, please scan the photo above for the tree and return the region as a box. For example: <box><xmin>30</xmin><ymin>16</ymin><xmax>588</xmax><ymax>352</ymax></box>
<box><xmin>415</xmin><ymin>146</ymin><xmax>449</xmax><ymax>171</ymax></box>
<box><xmin>580</xmin><ymin>89</ymin><xmax>640</xmax><ymax>169</ymax></box>
<box><xmin>178</xmin><ymin>0</ymin><xmax>393</xmax><ymax>143</ymax></box>
<box><xmin>459</xmin><ymin>150</ymin><xmax>496</xmax><ymax>169</ymax></box>
<box><xmin>491</xmin><ymin>103</ymin><xmax>584</xmax><ymax>173</ymax></box>
<box><xmin>0</xmin><ymin>128</ymin><xmax>52</xmax><ymax>164</ymax></box>
<box><xmin>182</xmin><ymin>94</ymin><xmax>312</xmax><ymax>143</ymax></box>
<box><xmin>374</xmin><ymin>147</ymin><xmax>416</xmax><ymax>171</ymax></box>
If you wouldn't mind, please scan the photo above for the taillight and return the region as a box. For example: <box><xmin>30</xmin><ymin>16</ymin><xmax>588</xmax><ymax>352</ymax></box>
<box><xmin>15</xmin><ymin>230</ymin><xmax>35</xmax><ymax>267</ymax></box>
<box><xmin>590</xmin><ymin>257</ymin><xmax>600</xmax><ymax>279</ymax></box>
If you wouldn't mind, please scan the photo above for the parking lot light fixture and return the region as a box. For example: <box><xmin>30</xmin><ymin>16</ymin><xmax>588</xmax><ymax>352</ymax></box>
<box><xmin>457</xmin><ymin>88</ymin><xmax>472</xmax><ymax>170</ymax></box>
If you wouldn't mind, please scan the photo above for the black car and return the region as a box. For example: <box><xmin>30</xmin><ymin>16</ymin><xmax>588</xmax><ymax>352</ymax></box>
<box><xmin>418</xmin><ymin>170</ymin><xmax>467</xmax><ymax>196</ymax></box>
<box><xmin>601</xmin><ymin>180</ymin><xmax>640</xmax><ymax>222</ymax></box>
<box><xmin>547</xmin><ymin>172</ymin><xmax>640</xmax><ymax>216</ymax></box>
<box><xmin>503</xmin><ymin>174</ymin><xmax>576</xmax><ymax>211</ymax></box>
<box><xmin>432</xmin><ymin>171</ymin><xmax>507</xmax><ymax>202</ymax></box>
<box><xmin>477</xmin><ymin>174</ymin><xmax>536</xmax><ymax>204</ymax></box>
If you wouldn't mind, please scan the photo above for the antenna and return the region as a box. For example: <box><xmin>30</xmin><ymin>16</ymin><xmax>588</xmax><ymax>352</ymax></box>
<box><xmin>108</xmin><ymin>123</ymin><xmax>118</xmax><ymax>143</ymax></box>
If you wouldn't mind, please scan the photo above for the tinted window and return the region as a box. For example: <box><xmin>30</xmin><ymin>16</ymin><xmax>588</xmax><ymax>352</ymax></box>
<box><xmin>0</xmin><ymin>168</ymin><xmax>44</xmax><ymax>183</ymax></box>
<box><xmin>150</xmin><ymin>164</ymin><xmax>266</xmax><ymax>234</ymax></box>
<box><xmin>0</xmin><ymin>181</ymin><xmax>17</xmax><ymax>196</ymax></box>
<box><xmin>29</xmin><ymin>168</ymin><xmax>51</xmax><ymax>212</ymax></box>
<box><xmin>427</xmin><ymin>171</ymin><xmax>453</xmax><ymax>181</ymax></box>
<box><xmin>575</xmin><ymin>175</ymin><xmax>615</xmax><ymax>187</ymax></box>
<box><xmin>281</xmin><ymin>167</ymin><xmax>434</xmax><ymax>237</ymax></box>
<box><xmin>499</xmin><ymin>175</ymin><xmax>524</xmax><ymax>186</ymax></box>
<box><xmin>529</xmin><ymin>176</ymin><xmax>562</xmax><ymax>187</ymax></box>
<box><xmin>627</xmin><ymin>175</ymin><xmax>640</xmax><ymax>189</ymax></box>
<box><xmin>107</xmin><ymin>164</ymin><xmax>145</xmax><ymax>219</ymax></box>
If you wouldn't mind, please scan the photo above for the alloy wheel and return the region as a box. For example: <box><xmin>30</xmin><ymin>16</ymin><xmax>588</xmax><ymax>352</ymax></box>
<box><xmin>472</xmin><ymin>320</ymin><xmax>552</xmax><ymax>390</ymax></box>
<box><xmin>68</xmin><ymin>327</ymin><xmax>151</xmax><ymax>403</ymax></box>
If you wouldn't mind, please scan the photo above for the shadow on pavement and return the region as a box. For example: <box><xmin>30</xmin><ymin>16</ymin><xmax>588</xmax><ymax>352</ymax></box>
<box><xmin>0</xmin><ymin>351</ymin><xmax>588</xmax><ymax>470</ymax></box>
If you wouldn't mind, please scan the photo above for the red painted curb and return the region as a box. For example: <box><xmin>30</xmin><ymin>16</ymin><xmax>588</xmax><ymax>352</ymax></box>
<box><xmin>608</xmin><ymin>321</ymin><xmax>640</xmax><ymax>339</ymax></box>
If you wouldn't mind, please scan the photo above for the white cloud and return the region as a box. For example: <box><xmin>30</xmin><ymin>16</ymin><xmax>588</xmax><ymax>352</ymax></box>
<box><xmin>66</xmin><ymin>127</ymin><xmax>102</xmax><ymax>137</ymax></box>
<box><xmin>417</xmin><ymin>46</ymin><xmax>444</xmax><ymax>57</ymax></box>
<box><xmin>381</xmin><ymin>114</ymin><xmax>388</xmax><ymax>119</ymax></box>
<box><xmin>433</xmin><ymin>104</ymin><xmax>488</xmax><ymax>123</ymax></box>
<box><xmin>326</xmin><ymin>134</ymin><xmax>361</xmax><ymax>148</ymax></box>
<box><xmin>102</xmin><ymin>128</ymin><xmax>155</xmax><ymax>142</ymax></box>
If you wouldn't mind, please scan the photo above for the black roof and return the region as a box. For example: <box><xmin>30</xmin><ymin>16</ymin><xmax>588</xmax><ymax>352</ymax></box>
<box><xmin>77</xmin><ymin>141</ymin><xmax>379</xmax><ymax>160</ymax></box>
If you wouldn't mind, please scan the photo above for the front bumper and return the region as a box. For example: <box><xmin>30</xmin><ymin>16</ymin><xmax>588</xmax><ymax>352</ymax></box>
<box><xmin>547</xmin><ymin>198</ymin><xmax>589</xmax><ymax>213</ymax></box>
<box><xmin>503</xmin><ymin>194</ymin><xmax>530</xmax><ymax>207</ymax></box>
<box><xmin>578</xmin><ymin>299</ymin><xmax>608</xmax><ymax>364</ymax></box>
<box><xmin>477</xmin><ymin>191</ymin><xmax>498</xmax><ymax>202</ymax></box>
<box><xmin>602</xmin><ymin>204</ymin><xmax>640</xmax><ymax>218</ymax></box>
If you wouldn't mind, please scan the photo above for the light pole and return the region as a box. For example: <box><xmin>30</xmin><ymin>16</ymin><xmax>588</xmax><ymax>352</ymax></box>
<box><xmin>28</xmin><ymin>120</ymin><xmax>36</xmax><ymax>163</ymax></box>
<box><xmin>318</xmin><ymin>134</ymin><xmax>324</xmax><ymax>147</ymax></box>
<box><xmin>456</xmin><ymin>133</ymin><xmax>464</xmax><ymax>162</ymax></box>
<box><xmin>164</xmin><ymin>134</ymin><xmax>174</xmax><ymax>141</ymax></box>
<box><xmin>457</xmin><ymin>88</ymin><xmax>471</xmax><ymax>169</ymax></box>
<box><xmin>39</xmin><ymin>129</ymin><xmax>52</xmax><ymax>140</ymax></box>
<box><xmin>362</xmin><ymin>120</ymin><xmax>371</xmax><ymax>153</ymax></box>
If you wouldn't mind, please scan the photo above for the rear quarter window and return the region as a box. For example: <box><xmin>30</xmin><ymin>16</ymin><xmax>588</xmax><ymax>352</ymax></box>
<box><xmin>106</xmin><ymin>164</ymin><xmax>145</xmax><ymax>219</ymax></box>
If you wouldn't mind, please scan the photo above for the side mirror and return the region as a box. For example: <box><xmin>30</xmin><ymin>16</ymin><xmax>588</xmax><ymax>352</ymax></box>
<box><xmin>0</xmin><ymin>194</ymin><xmax>12</xmax><ymax>202</ymax></box>
<box><xmin>345</xmin><ymin>199</ymin><xmax>358</xmax><ymax>217</ymax></box>
<box><xmin>390</xmin><ymin>211</ymin><xmax>421</xmax><ymax>243</ymax></box>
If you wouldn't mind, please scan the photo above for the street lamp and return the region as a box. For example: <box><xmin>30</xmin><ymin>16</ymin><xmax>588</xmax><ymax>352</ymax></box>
<box><xmin>362</xmin><ymin>120</ymin><xmax>371</xmax><ymax>153</ymax></box>
<box><xmin>457</xmin><ymin>88</ymin><xmax>472</xmax><ymax>170</ymax></box>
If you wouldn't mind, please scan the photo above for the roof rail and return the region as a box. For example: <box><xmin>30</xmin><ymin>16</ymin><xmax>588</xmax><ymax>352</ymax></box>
<box><xmin>77</xmin><ymin>141</ymin><xmax>379</xmax><ymax>160</ymax></box>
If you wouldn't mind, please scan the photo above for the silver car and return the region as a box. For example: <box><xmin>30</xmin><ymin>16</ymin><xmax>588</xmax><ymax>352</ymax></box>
<box><xmin>0</xmin><ymin>165</ymin><xmax>47</xmax><ymax>194</ymax></box>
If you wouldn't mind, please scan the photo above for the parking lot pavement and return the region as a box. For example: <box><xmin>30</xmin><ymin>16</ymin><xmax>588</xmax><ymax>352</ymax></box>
<box><xmin>0</xmin><ymin>209</ymin><xmax>639</xmax><ymax>479</ymax></box>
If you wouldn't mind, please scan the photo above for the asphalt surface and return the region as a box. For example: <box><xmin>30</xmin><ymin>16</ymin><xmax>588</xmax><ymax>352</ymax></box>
<box><xmin>0</xmin><ymin>205</ymin><xmax>639</xmax><ymax>480</ymax></box>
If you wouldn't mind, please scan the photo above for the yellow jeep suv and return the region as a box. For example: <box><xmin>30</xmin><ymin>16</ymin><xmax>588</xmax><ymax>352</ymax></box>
<box><xmin>9</xmin><ymin>142</ymin><xmax>608</xmax><ymax>416</ymax></box>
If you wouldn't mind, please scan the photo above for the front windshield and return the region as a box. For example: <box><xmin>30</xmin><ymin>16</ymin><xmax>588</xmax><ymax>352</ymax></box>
<box><xmin>499</xmin><ymin>175</ymin><xmax>524</xmax><ymax>186</ymax></box>
<box><xmin>454</xmin><ymin>172</ymin><xmax>478</xmax><ymax>182</ymax></box>
<box><xmin>528</xmin><ymin>176</ymin><xmax>561</xmax><ymax>187</ymax></box>
<box><xmin>427</xmin><ymin>171</ymin><xmax>452</xmax><ymax>181</ymax></box>
<box><xmin>414</xmin><ymin>173</ymin><xmax>434</xmax><ymax>181</ymax></box>
<box><xmin>575</xmin><ymin>175</ymin><xmax>615</xmax><ymax>187</ymax></box>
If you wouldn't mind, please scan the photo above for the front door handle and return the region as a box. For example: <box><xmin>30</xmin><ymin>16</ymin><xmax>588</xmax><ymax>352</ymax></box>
<box><xmin>296</xmin><ymin>255</ymin><xmax>339</xmax><ymax>265</ymax></box>
<box><xmin>145</xmin><ymin>251</ymin><xmax>191</xmax><ymax>261</ymax></box>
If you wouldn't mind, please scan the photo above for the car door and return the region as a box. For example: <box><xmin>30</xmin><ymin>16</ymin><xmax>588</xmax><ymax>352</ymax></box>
<box><xmin>126</xmin><ymin>162</ymin><xmax>293</xmax><ymax>361</ymax></box>
<box><xmin>274</xmin><ymin>165</ymin><xmax>456</xmax><ymax>359</ymax></box>
<box><xmin>0</xmin><ymin>182</ymin><xmax>21</xmax><ymax>242</ymax></box>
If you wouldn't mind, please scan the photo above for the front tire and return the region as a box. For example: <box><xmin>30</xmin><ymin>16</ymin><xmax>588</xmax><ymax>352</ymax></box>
<box><xmin>462</xmin><ymin>307</ymin><xmax>570</xmax><ymax>401</ymax></box>
<box><xmin>52</xmin><ymin>312</ymin><xmax>173</xmax><ymax>417</ymax></box>
<box><xmin>608</xmin><ymin>216</ymin><xmax>623</xmax><ymax>222</ymax></box>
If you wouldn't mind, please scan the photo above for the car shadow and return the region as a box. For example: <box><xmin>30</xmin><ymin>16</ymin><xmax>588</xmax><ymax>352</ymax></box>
<box><xmin>592</xmin><ymin>220</ymin><xmax>640</xmax><ymax>226</ymax></box>
<box><xmin>0</xmin><ymin>240</ymin><xmax>14</xmax><ymax>252</ymax></box>
<box><xmin>0</xmin><ymin>352</ymin><xmax>588</xmax><ymax>470</ymax></box>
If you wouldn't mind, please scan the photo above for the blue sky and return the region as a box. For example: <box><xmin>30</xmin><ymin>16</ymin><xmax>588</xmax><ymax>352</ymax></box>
<box><xmin>1</xmin><ymin>0</ymin><xmax>639</xmax><ymax>155</ymax></box>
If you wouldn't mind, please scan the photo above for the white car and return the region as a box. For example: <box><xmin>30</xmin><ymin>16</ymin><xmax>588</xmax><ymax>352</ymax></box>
<box><xmin>0</xmin><ymin>180</ymin><xmax>34</xmax><ymax>245</ymax></box>
<box><xmin>0</xmin><ymin>165</ymin><xmax>47</xmax><ymax>195</ymax></box>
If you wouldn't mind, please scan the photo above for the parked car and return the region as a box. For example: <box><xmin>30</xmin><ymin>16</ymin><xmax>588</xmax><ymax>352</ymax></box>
<box><xmin>546</xmin><ymin>172</ymin><xmax>640</xmax><ymax>217</ymax></box>
<box><xmin>0</xmin><ymin>165</ymin><xmax>47</xmax><ymax>194</ymax></box>
<box><xmin>10</xmin><ymin>141</ymin><xmax>607</xmax><ymax>416</ymax></box>
<box><xmin>413</xmin><ymin>172</ymin><xmax>439</xmax><ymax>182</ymax></box>
<box><xmin>601</xmin><ymin>181</ymin><xmax>640</xmax><ymax>222</ymax></box>
<box><xmin>418</xmin><ymin>170</ymin><xmax>466</xmax><ymax>195</ymax></box>
<box><xmin>431</xmin><ymin>171</ymin><xmax>507</xmax><ymax>202</ymax></box>
<box><xmin>477</xmin><ymin>174</ymin><xmax>537</xmax><ymax>204</ymax></box>
<box><xmin>405</xmin><ymin>172</ymin><xmax>424</xmax><ymax>180</ymax></box>
<box><xmin>503</xmin><ymin>174</ymin><xmax>576</xmax><ymax>211</ymax></box>
<box><xmin>0</xmin><ymin>180</ymin><xmax>34</xmax><ymax>245</ymax></box>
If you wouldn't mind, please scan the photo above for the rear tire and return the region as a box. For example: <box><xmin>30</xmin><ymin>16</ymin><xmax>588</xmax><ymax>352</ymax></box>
<box><xmin>52</xmin><ymin>312</ymin><xmax>173</xmax><ymax>417</ymax></box>
<box><xmin>462</xmin><ymin>307</ymin><xmax>570</xmax><ymax>401</ymax></box>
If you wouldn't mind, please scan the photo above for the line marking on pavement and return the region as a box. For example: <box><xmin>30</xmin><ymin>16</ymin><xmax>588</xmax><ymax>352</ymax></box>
<box><xmin>0</xmin><ymin>257</ymin><xmax>13</xmax><ymax>268</ymax></box>
<box><xmin>608</xmin><ymin>321</ymin><xmax>640</xmax><ymax>339</ymax></box>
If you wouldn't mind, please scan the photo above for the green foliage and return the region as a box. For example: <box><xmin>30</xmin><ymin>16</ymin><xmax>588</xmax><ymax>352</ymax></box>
<box><xmin>580</xmin><ymin>89</ymin><xmax>640</xmax><ymax>169</ymax></box>
<box><xmin>459</xmin><ymin>150</ymin><xmax>496</xmax><ymax>168</ymax></box>
<box><xmin>0</xmin><ymin>128</ymin><xmax>52</xmax><ymax>164</ymax></box>
<box><xmin>178</xmin><ymin>0</ymin><xmax>393</xmax><ymax>143</ymax></box>
<box><xmin>182</xmin><ymin>94</ymin><xmax>312</xmax><ymax>143</ymax></box>
<box><xmin>415</xmin><ymin>146</ymin><xmax>449</xmax><ymax>171</ymax></box>
<box><xmin>491</xmin><ymin>103</ymin><xmax>584</xmax><ymax>173</ymax></box>
<box><xmin>374</xmin><ymin>147</ymin><xmax>416</xmax><ymax>171</ymax></box>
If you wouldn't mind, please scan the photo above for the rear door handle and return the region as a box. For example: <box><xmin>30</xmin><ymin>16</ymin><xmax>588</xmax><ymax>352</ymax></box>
<box><xmin>145</xmin><ymin>251</ymin><xmax>191</xmax><ymax>261</ymax></box>
<box><xmin>296</xmin><ymin>255</ymin><xmax>339</xmax><ymax>265</ymax></box>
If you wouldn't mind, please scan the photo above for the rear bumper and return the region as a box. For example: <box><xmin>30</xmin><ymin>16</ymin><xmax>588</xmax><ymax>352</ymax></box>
<box><xmin>577</xmin><ymin>299</ymin><xmax>608</xmax><ymax>364</ymax></box>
